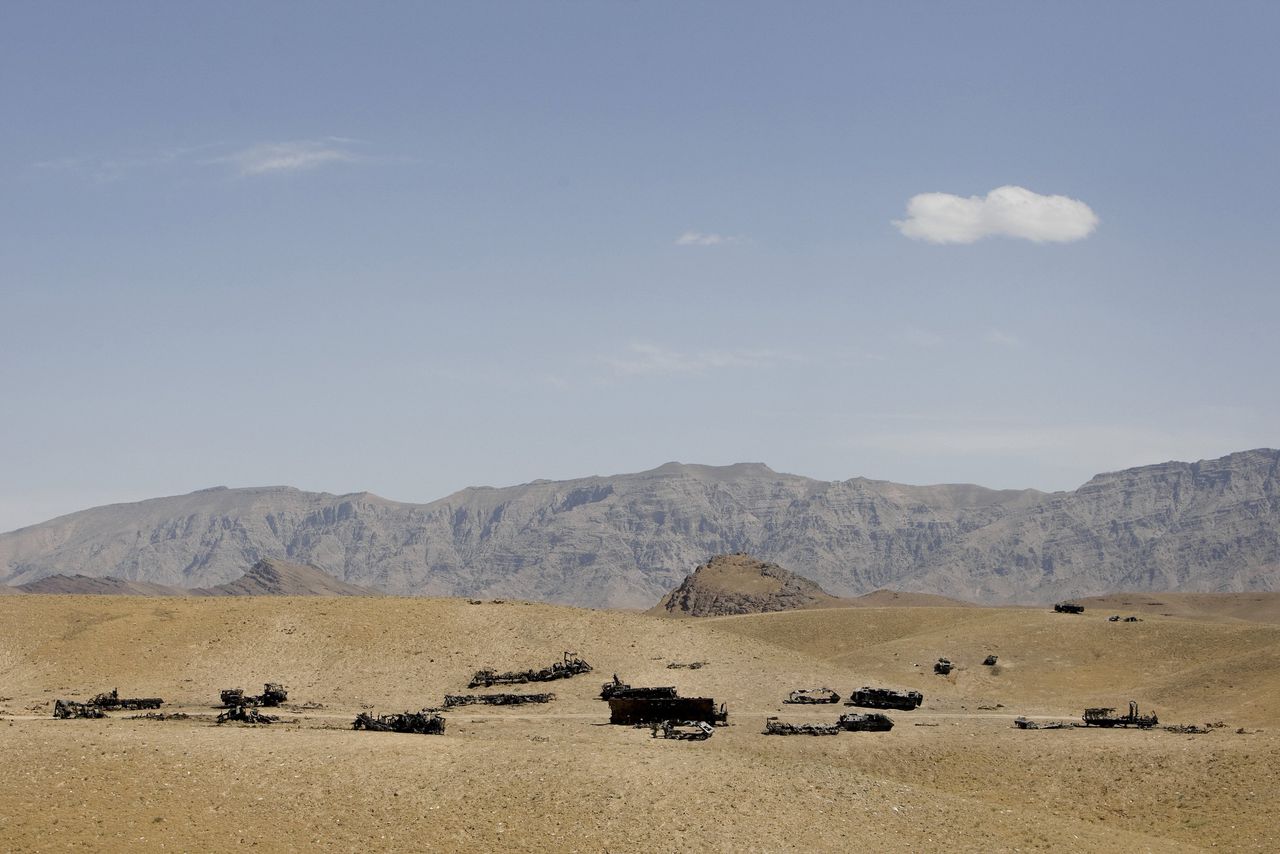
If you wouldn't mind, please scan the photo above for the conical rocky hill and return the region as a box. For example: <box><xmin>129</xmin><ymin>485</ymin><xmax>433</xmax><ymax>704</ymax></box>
<box><xmin>655</xmin><ymin>553</ymin><xmax>841</xmax><ymax>616</ymax></box>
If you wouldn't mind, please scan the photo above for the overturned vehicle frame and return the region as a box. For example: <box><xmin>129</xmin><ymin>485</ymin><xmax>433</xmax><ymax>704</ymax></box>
<box><xmin>353</xmin><ymin>710</ymin><xmax>446</xmax><ymax>734</ymax></box>
<box><xmin>846</xmin><ymin>687</ymin><xmax>922</xmax><ymax>711</ymax></box>
<box><xmin>1081</xmin><ymin>700</ymin><xmax>1158</xmax><ymax>729</ymax></box>
<box><xmin>599</xmin><ymin>674</ymin><xmax>678</xmax><ymax>701</ymax></box>
<box><xmin>609</xmin><ymin>696</ymin><xmax>728</xmax><ymax>726</ymax></box>
<box><xmin>469</xmin><ymin>651</ymin><xmax>592</xmax><ymax>688</ymax></box>
<box><xmin>217</xmin><ymin>705</ymin><xmax>279</xmax><ymax>725</ymax></box>
<box><xmin>784</xmin><ymin>687</ymin><xmax>841</xmax><ymax>705</ymax></box>
<box><xmin>87</xmin><ymin>688</ymin><xmax>163</xmax><ymax>711</ymax></box>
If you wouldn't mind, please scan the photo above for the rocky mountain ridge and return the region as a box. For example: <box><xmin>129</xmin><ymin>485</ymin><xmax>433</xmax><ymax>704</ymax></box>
<box><xmin>2</xmin><ymin>449</ymin><xmax>1278</xmax><ymax>608</ymax></box>
<box><xmin>12</xmin><ymin>558</ymin><xmax>378</xmax><ymax>597</ymax></box>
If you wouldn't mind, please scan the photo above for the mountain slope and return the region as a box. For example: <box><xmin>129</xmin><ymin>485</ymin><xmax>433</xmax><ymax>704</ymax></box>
<box><xmin>654</xmin><ymin>553</ymin><xmax>842</xmax><ymax>616</ymax></box>
<box><xmin>1</xmin><ymin>450</ymin><xmax>1278</xmax><ymax>608</ymax></box>
<box><xmin>12</xmin><ymin>558</ymin><xmax>379</xmax><ymax>597</ymax></box>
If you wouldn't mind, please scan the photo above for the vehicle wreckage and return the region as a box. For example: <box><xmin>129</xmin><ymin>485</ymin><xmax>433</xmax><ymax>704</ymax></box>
<box><xmin>599</xmin><ymin>675</ymin><xmax>678</xmax><ymax>700</ymax></box>
<box><xmin>219</xmin><ymin>683</ymin><xmax>288</xmax><ymax>708</ymax></box>
<box><xmin>1054</xmin><ymin>603</ymin><xmax>1085</xmax><ymax>614</ymax></box>
<box><xmin>847</xmin><ymin>687</ymin><xmax>923</xmax><ymax>711</ymax></box>
<box><xmin>651</xmin><ymin>720</ymin><xmax>714</xmax><ymax>740</ymax></box>
<box><xmin>352</xmin><ymin>710</ymin><xmax>446</xmax><ymax>734</ymax></box>
<box><xmin>216</xmin><ymin>705</ymin><xmax>280</xmax><ymax>725</ymax></box>
<box><xmin>609</xmin><ymin>696</ymin><xmax>728</xmax><ymax>726</ymax></box>
<box><xmin>1081</xmin><ymin>700</ymin><xmax>1158</xmax><ymax>729</ymax></box>
<box><xmin>837</xmin><ymin>712</ymin><xmax>894</xmax><ymax>732</ymax></box>
<box><xmin>982</xmin><ymin>655</ymin><xmax>998</xmax><ymax>666</ymax></box>
<box><xmin>784</xmin><ymin>687</ymin><xmax>841</xmax><ymax>704</ymax></box>
<box><xmin>443</xmin><ymin>693</ymin><xmax>555</xmax><ymax>707</ymax></box>
<box><xmin>934</xmin><ymin>658</ymin><xmax>954</xmax><ymax>675</ymax></box>
<box><xmin>53</xmin><ymin>699</ymin><xmax>107</xmax><ymax>719</ymax></box>
<box><xmin>666</xmin><ymin>661</ymin><xmax>708</xmax><ymax>670</ymax></box>
<box><xmin>1013</xmin><ymin>717</ymin><xmax>1071</xmax><ymax>730</ymax></box>
<box><xmin>764</xmin><ymin>716</ymin><xmax>841</xmax><ymax>736</ymax></box>
<box><xmin>468</xmin><ymin>652</ymin><xmax>592</xmax><ymax>688</ymax></box>
<box><xmin>86</xmin><ymin>689</ymin><xmax>163</xmax><ymax>711</ymax></box>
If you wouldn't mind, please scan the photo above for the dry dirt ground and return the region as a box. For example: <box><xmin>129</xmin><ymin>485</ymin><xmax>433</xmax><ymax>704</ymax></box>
<box><xmin>1</xmin><ymin>596</ymin><xmax>1277</xmax><ymax>852</ymax></box>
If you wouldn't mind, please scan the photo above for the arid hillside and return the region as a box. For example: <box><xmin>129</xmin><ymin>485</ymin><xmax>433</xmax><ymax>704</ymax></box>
<box><xmin>0</xmin><ymin>595</ymin><xmax>1277</xmax><ymax>852</ymax></box>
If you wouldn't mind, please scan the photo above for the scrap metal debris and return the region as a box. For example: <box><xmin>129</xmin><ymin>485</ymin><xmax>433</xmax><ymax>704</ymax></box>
<box><xmin>1054</xmin><ymin>603</ymin><xmax>1085</xmax><ymax>614</ymax></box>
<box><xmin>650</xmin><ymin>720</ymin><xmax>714</xmax><ymax>740</ymax></box>
<box><xmin>1081</xmin><ymin>700</ymin><xmax>1158</xmax><ymax>729</ymax></box>
<box><xmin>666</xmin><ymin>661</ymin><xmax>708</xmax><ymax>670</ymax></box>
<box><xmin>52</xmin><ymin>700</ymin><xmax>107</xmax><ymax>719</ymax></box>
<box><xmin>784</xmin><ymin>687</ymin><xmax>841</xmax><ymax>705</ymax></box>
<box><xmin>443</xmin><ymin>693</ymin><xmax>555</xmax><ymax>707</ymax></box>
<box><xmin>1013</xmin><ymin>717</ymin><xmax>1071</xmax><ymax>730</ymax></box>
<box><xmin>468</xmin><ymin>652</ymin><xmax>592</xmax><ymax>688</ymax></box>
<box><xmin>352</xmin><ymin>710</ymin><xmax>446</xmax><ymax>734</ymax></box>
<box><xmin>838</xmin><ymin>712</ymin><xmax>895</xmax><ymax>732</ymax></box>
<box><xmin>934</xmin><ymin>658</ymin><xmax>954</xmax><ymax>675</ymax></box>
<box><xmin>219</xmin><ymin>683</ymin><xmax>288</xmax><ymax>708</ymax></box>
<box><xmin>764</xmin><ymin>716</ymin><xmax>841</xmax><ymax>736</ymax></box>
<box><xmin>848</xmin><ymin>687</ymin><xmax>923</xmax><ymax>710</ymax></box>
<box><xmin>599</xmin><ymin>675</ymin><xmax>678</xmax><ymax>700</ymax></box>
<box><xmin>216</xmin><ymin>705</ymin><xmax>280</xmax><ymax>725</ymax></box>
<box><xmin>86</xmin><ymin>689</ymin><xmax>163</xmax><ymax>711</ymax></box>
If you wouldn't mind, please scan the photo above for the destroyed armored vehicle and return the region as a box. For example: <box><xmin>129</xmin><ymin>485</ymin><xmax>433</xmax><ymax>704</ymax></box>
<box><xmin>219</xmin><ymin>683</ymin><xmax>288</xmax><ymax>708</ymax></box>
<box><xmin>353</xmin><ymin>710</ymin><xmax>446</xmax><ymax>734</ymax></box>
<box><xmin>468</xmin><ymin>651</ymin><xmax>592</xmax><ymax>688</ymax></box>
<box><xmin>982</xmin><ymin>655</ymin><xmax>998</xmax><ymax>666</ymax></box>
<box><xmin>651</xmin><ymin>720</ymin><xmax>714</xmax><ymax>740</ymax></box>
<box><xmin>87</xmin><ymin>689</ymin><xmax>163</xmax><ymax>711</ymax></box>
<box><xmin>217</xmin><ymin>705</ymin><xmax>279</xmax><ymax>725</ymax></box>
<box><xmin>934</xmin><ymin>658</ymin><xmax>954</xmax><ymax>675</ymax></box>
<box><xmin>1081</xmin><ymin>700</ymin><xmax>1158</xmax><ymax>729</ymax></box>
<box><xmin>1013</xmin><ymin>717</ymin><xmax>1070</xmax><ymax>730</ymax></box>
<box><xmin>53</xmin><ymin>699</ymin><xmax>107</xmax><ymax>719</ymax></box>
<box><xmin>443</xmin><ymin>693</ymin><xmax>555</xmax><ymax>707</ymax></box>
<box><xmin>847</xmin><ymin>687</ymin><xmax>923</xmax><ymax>711</ymax></box>
<box><xmin>784</xmin><ymin>687</ymin><xmax>841</xmax><ymax>705</ymax></box>
<box><xmin>837</xmin><ymin>712</ymin><xmax>894</xmax><ymax>732</ymax></box>
<box><xmin>764</xmin><ymin>716</ymin><xmax>841</xmax><ymax>736</ymax></box>
<box><xmin>609</xmin><ymin>696</ymin><xmax>728</xmax><ymax>726</ymax></box>
<box><xmin>599</xmin><ymin>675</ymin><xmax>678</xmax><ymax>701</ymax></box>
<box><xmin>1054</xmin><ymin>603</ymin><xmax>1085</xmax><ymax>614</ymax></box>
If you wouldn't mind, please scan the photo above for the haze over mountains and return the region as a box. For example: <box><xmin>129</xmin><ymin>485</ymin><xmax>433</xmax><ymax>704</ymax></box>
<box><xmin>2</xmin><ymin>449</ymin><xmax>1277</xmax><ymax>608</ymax></box>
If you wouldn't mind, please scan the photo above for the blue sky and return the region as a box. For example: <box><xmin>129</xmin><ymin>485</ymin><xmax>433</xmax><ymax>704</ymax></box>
<box><xmin>2</xmin><ymin>1</ymin><xmax>1277</xmax><ymax>531</ymax></box>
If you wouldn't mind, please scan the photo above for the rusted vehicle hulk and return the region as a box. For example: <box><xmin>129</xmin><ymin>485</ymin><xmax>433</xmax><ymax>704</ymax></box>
<box><xmin>216</xmin><ymin>705</ymin><xmax>279</xmax><ymax>725</ymax></box>
<box><xmin>934</xmin><ymin>658</ymin><xmax>953</xmax><ymax>675</ymax></box>
<box><xmin>982</xmin><ymin>655</ymin><xmax>998</xmax><ymax>666</ymax></box>
<box><xmin>443</xmin><ymin>693</ymin><xmax>555</xmax><ymax>707</ymax></box>
<box><xmin>651</xmin><ymin>720</ymin><xmax>714</xmax><ymax>740</ymax></box>
<box><xmin>468</xmin><ymin>652</ymin><xmax>592</xmax><ymax>688</ymax></box>
<box><xmin>1054</xmin><ymin>603</ymin><xmax>1085</xmax><ymax>614</ymax></box>
<box><xmin>784</xmin><ymin>687</ymin><xmax>841</xmax><ymax>705</ymax></box>
<box><xmin>764</xmin><ymin>717</ymin><xmax>841</xmax><ymax>736</ymax></box>
<box><xmin>666</xmin><ymin>661</ymin><xmax>708</xmax><ymax>670</ymax></box>
<box><xmin>1081</xmin><ymin>700</ymin><xmax>1158</xmax><ymax>729</ymax></box>
<box><xmin>219</xmin><ymin>683</ymin><xmax>288</xmax><ymax>708</ymax></box>
<box><xmin>352</xmin><ymin>710</ymin><xmax>445</xmax><ymax>735</ymax></box>
<box><xmin>847</xmin><ymin>687</ymin><xmax>922</xmax><ymax>711</ymax></box>
<box><xmin>53</xmin><ymin>700</ymin><xmax>107</xmax><ymax>719</ymax></box>
<box><xmin>1013</xmin><ymin>717</ymin><xmax>1070</xmax><ymax>730</ymax></box>
<box><xmin>87</xmin><ymin>689</ymin><xmax>163</xmax><ymax>711</ymax></box>
<box><xmin>837</xmin><ymin>712</ymin><xmax>894</xmax><ymax>732</ymax></box>
<box><xmin>599</xmin><ymin>675</ymin><xmax>678</xmax><ymax>701</ymax></box>
<box><xmin>609</xmin><ymin>697</ymin><xmax>728</xmax><ymax>726</ymax></box>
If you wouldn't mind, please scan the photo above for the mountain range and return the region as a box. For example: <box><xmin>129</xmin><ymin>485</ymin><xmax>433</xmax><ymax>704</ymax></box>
<box><xmin>2</xmin><ymin>449</ymin><xmax>1277</xmax><ymax>608</ymax></box>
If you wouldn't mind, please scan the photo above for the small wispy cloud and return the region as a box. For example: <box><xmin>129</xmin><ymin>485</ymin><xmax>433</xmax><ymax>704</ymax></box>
<box><xmin>608</xmin><ymin>342</ymin><xmax>792</xmax><ymax>377</ymax></box>
<box><xmin>214</xmin><ymin>139</ymin><xmax>363</xmax><ymax>176</ymax></box>
<box><xmin>983</xmin><ymin>329</ymin><xmax>1023</xmax><ymax>348</ymax></box>
<box><xmin>894</xmin><ymin>185</ymin><xmax>1098</xmax><ymax>244</ymax></box>
<box><xmin>674</xmin><ymin>231</ymin><xmax>741</xmax><ymax>247</ymax></box>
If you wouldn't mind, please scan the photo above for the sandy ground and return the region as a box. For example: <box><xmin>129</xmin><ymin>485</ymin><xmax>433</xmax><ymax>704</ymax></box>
<box><xmin>1</xmin><ymin>596</ymin><xmax>1277</xmax><ymax>852</ymax></box>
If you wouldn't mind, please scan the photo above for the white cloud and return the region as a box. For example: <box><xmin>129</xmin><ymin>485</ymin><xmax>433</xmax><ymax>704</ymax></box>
<box><xmin>894</xmin><ymin>185</ymin><xmax>1098</xmax><ymax>244</ymax></box>
<box><xmin>608</xmin><ymin>342</ymin><xmax>789</xmax><ymax>376</ymax></box>
<box><xmin>218</xmin><ymin>140</ymin><xmax>361</xmax><ymax>176</ymax></box>
<box><xmin>674</xmin><ymin>231</ymin><xmax>740</xmax><ymax>246</ymax></box>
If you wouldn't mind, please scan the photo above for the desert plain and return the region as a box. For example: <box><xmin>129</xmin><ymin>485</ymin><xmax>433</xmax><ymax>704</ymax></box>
<box><xmin>1</xmin><ymin>594</ymin><xmax>1278</xmax><ymax>852</ymax></box>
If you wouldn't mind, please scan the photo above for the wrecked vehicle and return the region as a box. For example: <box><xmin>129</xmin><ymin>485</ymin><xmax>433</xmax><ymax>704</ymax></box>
<box><xmin>1054</xmin><ymin>603</ymin><xmax>1085</xmax><ymax>614</ymax></box>
<box><xmin>87</xmin><ymin>689</ymin><xmax>163</xmax><ymax>711</ymax></box>
<box><xmin>846</xmin><ymin>687</ymin><xmax>923</xmax><ymax>711</ymax></box>
<box><xmin>1013</xmin><ymin>717</ymin><xmax>1071</xmax><ymax>730</ymax></box>
<box><xmin>651</xmin><ymin>720</ymin><xmax>714</xmax><ymax>740</ymax></box>
<box><xmin>443</xmin><ymin>693</ymin><xmax>555</xmax><ymax>707</ymax></box>
<box><xmin>53</xmin><ymin>700</ymin><xmax>107</xmax><ymax>719</ymax></box>
<box><xmin>352</xmin><ymin>710</ymin><xmax>446</xmax><ymax>734</ymax></box>
<box><xmin>219</xmin><ymin>683</ymin><xmax>288</xmax><ymax>708</ymax></box>
<box><xmin>609</xmin><ymin>697</ymin><xmax>728</xmax><ymax>726</ymax></box>
<box><xmin>216</xmin><ymin>705</ymin><xmax>279</xmax><ymax>725</ymax></box>
<box><xmin>1081</xmin><ymin>700</ymin><xmax>1158</xmax><ymax>729</ymax></box>
<box><xmin>468</xmin><ymin>652</ymin><xmax>592</xmax><ymax>688</ymax></box>
<box><xmin>784</xmin><ymin>687</ymin><xmax>841</xmax><ymax>705</ymax></box>
<box><xmin>982</xmin><ymin>655</ymin><xmax>998</xmax><ymax>666</ymax></box>
<box><xmin>599</xmin><ymin>675</ymin><xmax>678</xmax><ymax>701</ymax></box>
<box><xmin>764</xmin><ymin>716</ymin><xmax>841</xmax><ymax>736</ymax></box>
<box><xmin>666</xmin><ymin>661</ymin><xmax>708</xmax><ymax>670</ymax></box>
<box><xmin>934</xmin><ymin>658</ymin><xmax>954</xmax><ymax>675</ymax></box>
<box><xmin>837</xmin><ymin>712</ymin><xmax>894</xmax><ymax>732</ymax></box>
